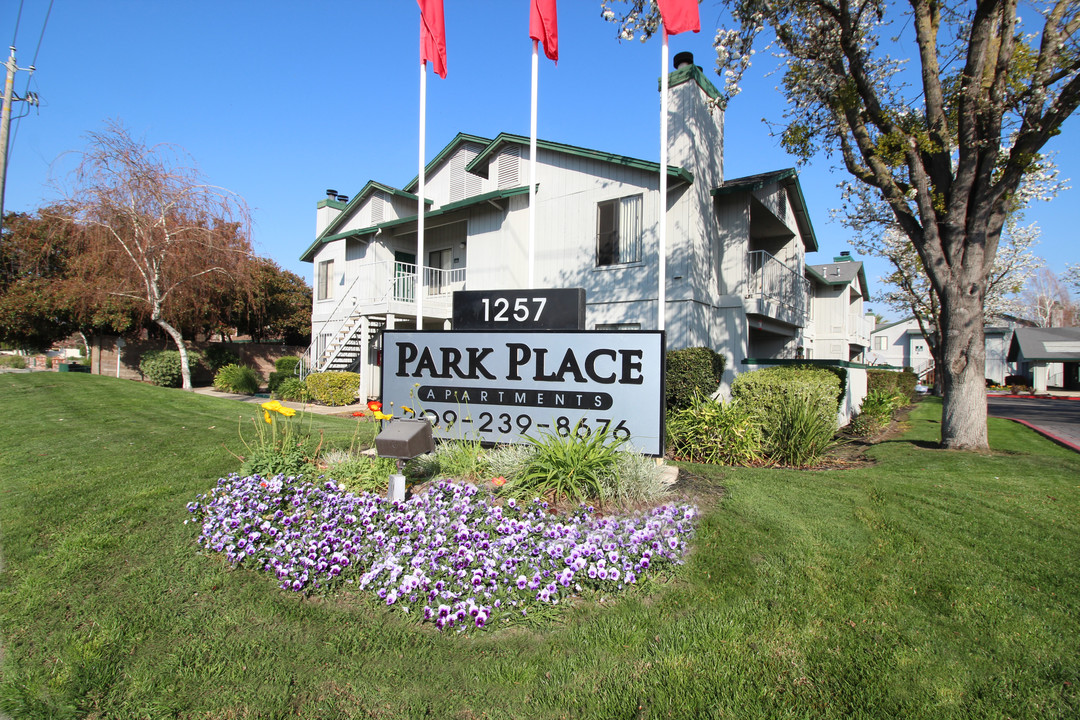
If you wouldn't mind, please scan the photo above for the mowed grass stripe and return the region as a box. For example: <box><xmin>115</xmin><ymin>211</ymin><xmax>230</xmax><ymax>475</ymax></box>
<box><xmin>0</xmin><ymin>372</ymin><xmax>1078</xmax><ymax>718</ymax></box>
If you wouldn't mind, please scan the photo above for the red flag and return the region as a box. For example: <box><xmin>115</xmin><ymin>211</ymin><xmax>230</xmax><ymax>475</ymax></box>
<box><xmin>530</xmin><ymin>0</ymin><xmax>558</xmax><ymax>62</ymax></box>
<box><xmin>418</xmin><ymin>0</ymin><xmax>447</xmax><ymax>78</ymax></box>
<box><xmin>657</xmin><ymin>0</ymin><xmax>700</xmax><ymax>35</ymax></box>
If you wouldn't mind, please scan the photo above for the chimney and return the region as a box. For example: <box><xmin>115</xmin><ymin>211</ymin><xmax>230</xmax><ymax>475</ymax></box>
<box><xmin>673</xmin><ymin>51</ymin><xmax>694</xmax><ymax>70</ymax></box>
<box><xmin>317</xmin><ymin>188</ymin><xmax>346</xmax><ymax>236</ymax></box>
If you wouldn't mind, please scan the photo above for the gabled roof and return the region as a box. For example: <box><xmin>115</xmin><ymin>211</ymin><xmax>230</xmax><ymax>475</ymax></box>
<box><xmin>403</xmin><ymin>132</ymin><xmax>494</xmax><ymax>194</ymax></box>
<box><xmin>317</xmin><ymin>180</ymin><xmax>430</xmax><ymax>242</ymax></box>
<box><xmin>1008</xmin><ymin>327</ymin><xmax>1080</xmax><ymax>362</ymax></box>
<box><xmin>300</xmin><ymin>186</ymin><xmax>532</xmax><ymax>262</ymax></box>
<box><xmin>463</xmin><ymin>132</ymin><xmax>694</xmax><ymax>186</ymax></box>
<box><xmin>807</xmin><ymin>258</ymin><xmax>869</xmax><ymax>298</ymax></box>
<box><xmin>711</xmin><ymin>168</ymin><xmax>818</xmax><ymax>252</ymax></box>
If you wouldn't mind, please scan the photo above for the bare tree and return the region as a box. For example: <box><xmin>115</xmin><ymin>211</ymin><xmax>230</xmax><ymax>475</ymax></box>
<box><xmin>1020</xmin><ymin>268</ymin><xmax>1078</xmax><ymax>327</ymax></box>
<box><xmin>603</xmin><ymin>0</ymin><xmax>1080</xmax><ymax>449</ymax></box>
<box><xmin>62</xmin><ymin>121</ymin><xmax>253</xmax><ymax>389</ymax></box>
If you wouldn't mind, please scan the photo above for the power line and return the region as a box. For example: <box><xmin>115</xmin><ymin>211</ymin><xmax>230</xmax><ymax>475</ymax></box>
<box><xmin>10</xmin><ymin>0</ymin><xmax>53</xmax><ymax>151</ymax></box>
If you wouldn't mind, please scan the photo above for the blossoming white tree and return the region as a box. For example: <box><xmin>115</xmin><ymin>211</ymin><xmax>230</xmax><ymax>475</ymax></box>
<box><xmin>603</xmin><ymin>0</ymin><xmax>1080</xmax><ymax>449</ymax></box>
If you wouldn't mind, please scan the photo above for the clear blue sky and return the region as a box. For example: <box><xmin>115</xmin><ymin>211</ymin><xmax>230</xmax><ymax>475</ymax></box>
<box><xmin>5</xmin><ymin>1</ymin><xmax>1077</xmax><ymax>320</ymax></box>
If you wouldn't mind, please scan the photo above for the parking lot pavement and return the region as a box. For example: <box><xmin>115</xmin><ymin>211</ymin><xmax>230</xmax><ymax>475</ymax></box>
<box><xmin>987</xmin><ymin>395</ymin><xmax>1080</xmax><ymax>452</ymax></box>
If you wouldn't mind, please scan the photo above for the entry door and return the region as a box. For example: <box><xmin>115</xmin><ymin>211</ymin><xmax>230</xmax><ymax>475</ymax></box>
<box><xmin>394</xmin><ymin>251</ymin><xmax>416</xmax><ymax>302</ymax></box>
<box><xmin>428</xmin><ymin>248</ymin><xmax>451</xmax><ymax>295</ymax></box>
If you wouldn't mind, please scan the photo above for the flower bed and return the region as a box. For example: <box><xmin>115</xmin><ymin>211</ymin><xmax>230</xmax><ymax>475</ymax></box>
<box><xmin>187</xmin><ymin>476</ymin><xmax>697</xmax><ymax>630</ymax></box>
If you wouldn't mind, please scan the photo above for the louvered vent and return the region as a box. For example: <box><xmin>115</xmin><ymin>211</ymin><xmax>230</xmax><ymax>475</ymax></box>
<box><xmin>777</xmin><ymin>188</ymin><xmax>788</xmax><ymax>221</ymax></box>
<box><xmin>497</xmin><ymin>146</ymin><xmax>520</xmax><ymax>189</ymax></box>
<box><xmin>450</xmin><ymin>147</ymin><xmax>479</xmax><ymax>201</ymax></box>
<box><xmin>371</xmin><ymin>192</ymin><xmax>384</xmax><ymax>224</ymax></box>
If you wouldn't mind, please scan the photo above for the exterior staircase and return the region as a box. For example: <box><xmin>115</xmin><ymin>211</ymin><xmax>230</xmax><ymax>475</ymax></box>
<box><xmin>300</xmin><ymin>315</ymin><xmax>385</xmax><ymax>378</ymax></box>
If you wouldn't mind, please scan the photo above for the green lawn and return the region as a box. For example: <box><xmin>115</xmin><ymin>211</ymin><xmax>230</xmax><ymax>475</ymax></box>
<box><xmin>1</xmin><ymin>372</ymin><xmax>1078</xmax><ymax>719</ymax></box>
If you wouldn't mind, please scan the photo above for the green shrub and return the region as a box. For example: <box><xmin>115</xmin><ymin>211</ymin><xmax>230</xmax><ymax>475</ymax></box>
<box><xmin>666</xmin><ymin>347</ymin><xmax>725</xmax><ymax>410</ymax></box>
<box><xmin>267</xmin><ymin>357</ymin><xmax>301</xmax><ymax>393</ymax></box>
<box><xmin>731</xmin><ymin>366</ymin><xmax>840</xmax><ymax>467</ymax></box>
<box><xmin>666</xmin><ymin>393</ymin><xmax>764</xmax><ymax>466</ymax></box>
<box><xmin>731</xmin><ymin>365</ymin><xmax>841</xmax><ymax>425</ymax></box>
<box><xmin>867</xmin><ymin>368</ymin><xmax>918</xmax><ymax>404</ymax></box>
<box><xmin>274</xmin><ymin>377</ymin><xmax>310</xmax><ymax>402</ymax></box>
<box><xmin>213</xmin><ymin>363</ymin><xmax>263</xmax><ymax>395</ymax></box>
<box><xmin>846</xmin><ymin>388</ymin><xmax>907</xmax><ymax>438</ymax></box>
<box><xmin>139</xmin><ymin>349</ymin><xmax>203</xmax><ymax>388</ymax></box>
<box><xmin>305</xmin><ymin>371</ymin><xmax>361</xmax><ymax>406</ymax></box>
<box><xmin>203</xmin><ymin>345</ymin><xmax>240</xmax><ymax>374</ymax></box>
<box><xmin>412</xmin><ymin>439</ymin><xmax>489</xmax><ymax>481</ymax></box>
<box><xmin>274</xmin><ymin>356</ymin><xmax>301</xmax><ymax>374</ymax></box>
<box><xmin>0</xmin><ymin>355</ymin><xmax>27</xmax><ymax>369</ymax></box>
<box><xmin>509</xmin><ymin>427</ymin><xmax>626</xmax><ymax>504</ymax></box>
<box><xmin>763</xmin><ymin>388</ymin><xmax>838</xmax><ymax>467</ymax></box>
<box><xmin>320</xmin><ymin>449</ymin><xmax>395</xmax><ymax>495</ymax></box>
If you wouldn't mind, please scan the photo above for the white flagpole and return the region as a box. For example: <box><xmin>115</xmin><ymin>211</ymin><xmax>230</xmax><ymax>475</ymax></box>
<box><xmin>658</xmin><ymin>27</ymin><xmax>669</xmax><ymax>332</ymax></box>
<box><xmin>417</xmin><ymin>59</ymin><xmax>427</xmax><ymax>326</ymax></box>
<box><xmin>528</xmin><ymin>38</ymin><xmax>539</xmax><ymax>290</ymax></box>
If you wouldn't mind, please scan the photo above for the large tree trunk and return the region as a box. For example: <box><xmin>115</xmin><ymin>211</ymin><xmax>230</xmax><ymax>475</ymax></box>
<box><xmin>938</xmin><ymin>283</ymin><xmax>989</xmax><ymax>450</ymax></box>
<box><xmin>154</xmin><ymin>317</ymin><xmax>194</xmax><ymax>391</ymax></box>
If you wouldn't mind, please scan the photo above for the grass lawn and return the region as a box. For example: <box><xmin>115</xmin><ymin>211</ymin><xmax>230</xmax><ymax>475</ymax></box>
<box><xmin>1</xmin><ymin>372</ymin><xmax>1078</xmax><ymax>719</ymax></box>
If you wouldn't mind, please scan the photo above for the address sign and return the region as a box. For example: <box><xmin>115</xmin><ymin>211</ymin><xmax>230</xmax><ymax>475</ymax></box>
<box><xmin>381</xmin><ymin>330</ymin><xmax>665</xmax><ymax>456</ymax></box>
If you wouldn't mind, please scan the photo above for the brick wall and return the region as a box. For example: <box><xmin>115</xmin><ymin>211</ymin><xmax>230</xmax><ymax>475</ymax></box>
<box><xmin>90</xmin><ymin>336</ymin><xmax>305</xmax><ymax>386</ymax></box>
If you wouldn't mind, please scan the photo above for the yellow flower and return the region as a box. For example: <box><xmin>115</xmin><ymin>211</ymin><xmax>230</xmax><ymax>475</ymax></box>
<box><xmin>263</xmin><ymin>410</ymin><xmax>272</xmax><ymax>424</ymax></box>
<box><xmin>261</xmin><ymin>399</ymin><xmax>296</xmax><ymax>417</ymax></box>
<box><xmin>373</xmin><ymin>410</ymin><xmax>394</xmax><ymax>421</ymax></box>
<box><xmin>401</xmin><ymin>406</ymin><xmax>414</xmax><ymax>415</ymax></box>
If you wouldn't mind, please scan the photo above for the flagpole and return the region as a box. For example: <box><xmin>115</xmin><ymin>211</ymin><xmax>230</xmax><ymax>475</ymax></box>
<box><xmin>417</xmin><ymin>59</ymin><xmax>427</xmax><ymax>327</ymax></box>
<box><xmin>658</xmin><ymin>27</ymin><xmax>669</xmax><ymax>332</ymax></box>
<box><xmin>528</xmin><ymin>39</ymin><xmax>540</xmax><ymax>290</ymax></box>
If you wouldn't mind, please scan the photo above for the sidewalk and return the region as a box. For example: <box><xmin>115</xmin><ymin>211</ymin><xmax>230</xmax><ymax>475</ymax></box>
<box><xmin>190</xmin><ymin>386</ymin><xmax>366</xmax><ymax>416</ymax></box>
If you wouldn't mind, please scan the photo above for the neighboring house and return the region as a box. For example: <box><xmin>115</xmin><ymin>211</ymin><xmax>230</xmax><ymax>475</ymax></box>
<box><xmin>1007</xmin><ymin>327</ymin><xmax>1080</xmax><ymax>392</ymax></box>
<box><xmin>300</xmin><ymin>54</ymin><xmax>823</xmax><ymax>401</ymax></box>
<box><xmin>869</xmin><ymin>315</ymin><xmax>1032</xmax><ymax>385</ymax></box>
<box><xmin>803</xmin><ymin>252</ymin><xmax>874</xmax><ymax>362</ymax></box>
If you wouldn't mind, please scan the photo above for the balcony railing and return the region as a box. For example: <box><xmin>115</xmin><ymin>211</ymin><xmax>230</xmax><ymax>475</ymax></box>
<box><xmin>746</xmin><ymin>250</ymin><xmax>809</xmax><ymax>322</ymax></box>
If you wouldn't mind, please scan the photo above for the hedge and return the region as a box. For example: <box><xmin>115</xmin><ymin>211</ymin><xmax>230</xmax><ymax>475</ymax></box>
<box><xmin>666</xmin><ymin>347</ymin><xmax>725</xmax><ymax>410</ymax></box>
<box><xmin>867</xmin><ymin>368</ymin><xmax>918</xmax><ymax>402</ymax></box>
<box><xmin>731</xmin><ymin>365</ymin><xmax>841</xmax><ymax>425</ymax></box>
<box><xmin>305</xmin><ymin>371</ymin><xmax>361</xmax><ymax>406</ymax></box>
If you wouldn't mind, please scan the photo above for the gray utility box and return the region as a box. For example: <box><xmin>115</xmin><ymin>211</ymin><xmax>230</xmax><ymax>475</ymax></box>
<box><xmin>374</xmin><ymin>419</ymin><xmax>435</xmax><ymax>460</ymax></box>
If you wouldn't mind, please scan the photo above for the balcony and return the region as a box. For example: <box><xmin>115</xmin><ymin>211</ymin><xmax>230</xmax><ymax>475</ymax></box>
<box><xmin>745</xmin><ymin>250</ymin><xmax>809</xmax><ymax>328</ymax></box>
<box><xmin>333</xmin><ymin>260</ymin><xmax>466</xmax><ymax>319</ymax></box>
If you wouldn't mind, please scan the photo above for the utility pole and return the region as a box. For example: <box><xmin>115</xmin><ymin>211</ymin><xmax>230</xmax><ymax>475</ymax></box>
<box><xmin>0</xmin><ymin>46</ymin><xmax>38</xmax><ymax>237</ymax></box>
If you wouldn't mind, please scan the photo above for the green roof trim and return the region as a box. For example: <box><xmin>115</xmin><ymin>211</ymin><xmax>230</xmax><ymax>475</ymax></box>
<box><xmin>300</xmin><ymin>186</ymin><xmax>532</xmax><ymax>263</ymax></box>
<box><xmin>742</xmin><ymin>358</ymin><xmax>884</xmax><ymax>370</ymax></box>
<box><xmin>316</xmin><ymin>198</ymin><xmax>348</xmax><ymax>211</ymax></box>
<box><xmin>317</xmin><ymin>180</ymin><xmax>431</xmax><ymax>241</ymax></box>
<box><xmin>711</xmin><ymin>168</ymin><xmax>818</xmax><ymax>252</ymax></box>
<box><xmin>403</xmin><ymin>132</ymin><xmax>493</xmax><ymax>193</ymax></box>
<box><xmin>661</xmin><ymin>64</ymin><xmax>722</xmax><ymax>101</ymax></box>
<box><xmin>465</xmin><ymin>132</ymin><xmax>693</xmax><ymax>186</ymax></box>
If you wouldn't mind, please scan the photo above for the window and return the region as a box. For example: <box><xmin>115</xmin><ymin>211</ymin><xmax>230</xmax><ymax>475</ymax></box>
<box><xmin>874</xmin><ymin>335</ymin><xmax>887</xmax><ymax>350</ymax></box>
<box><xmin>317</xmin><ymin>259</ymin><xmax>334</xmax><ymax>301</ymax></box>
<box><xmin>596</xmin><ymin>195</ymin><xmax>642</xmax><ymax>266</ymax></box>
